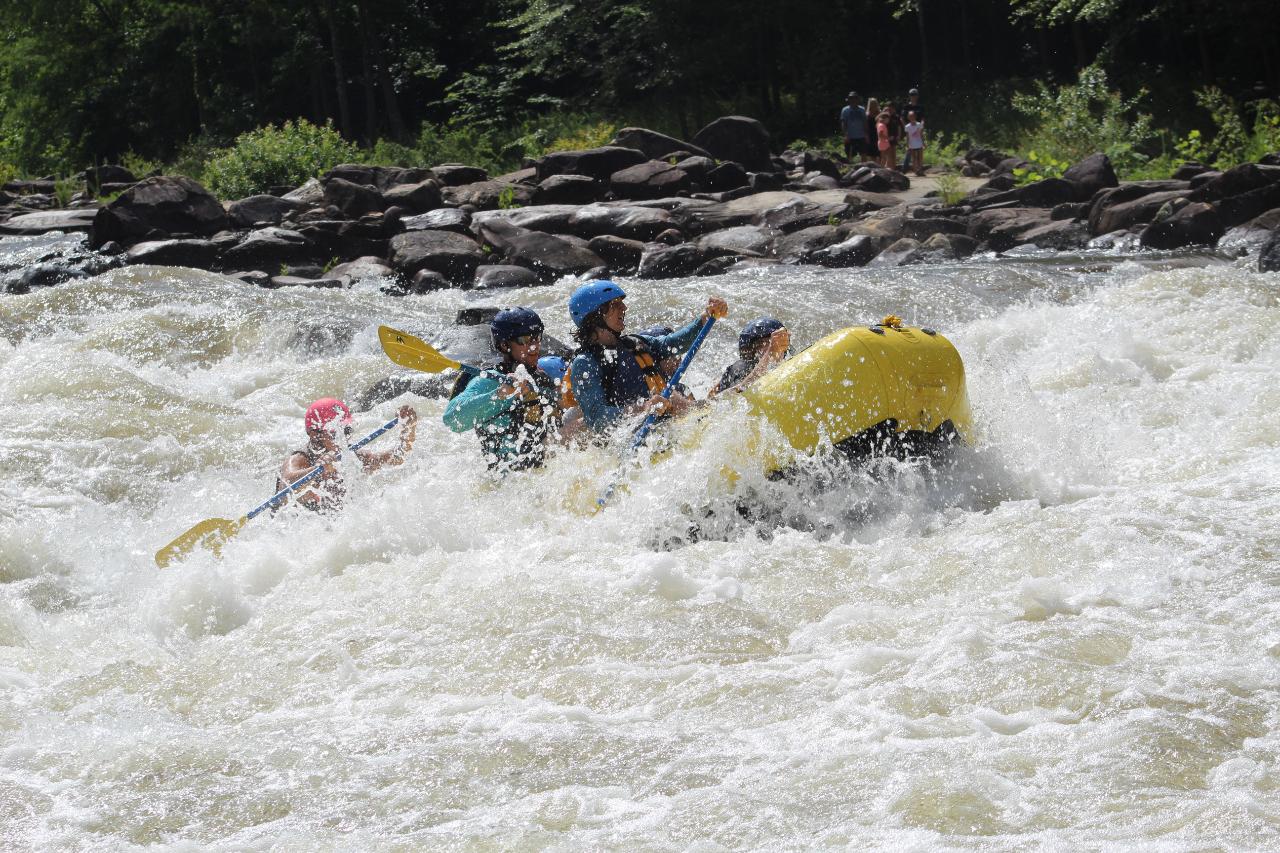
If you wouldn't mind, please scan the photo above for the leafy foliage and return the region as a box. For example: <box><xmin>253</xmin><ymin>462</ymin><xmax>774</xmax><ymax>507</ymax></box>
<box><xmin>1012</xmin><ymin>150</ymin><xmax>1069</xmax><ymax>184</ymax></box>
<box><xmin>933</xmin><ymin>172</ymin><xmax>967</xmax><ymax>206</ymax></box>
<box><xmin>203</xmin><ymin>120</ymin><xmax>360</xmax><ymax>198</ymax></box>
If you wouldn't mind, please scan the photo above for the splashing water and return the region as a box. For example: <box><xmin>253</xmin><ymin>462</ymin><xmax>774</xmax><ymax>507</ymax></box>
<box><xmin>2</xmin><ymin>242</ymin><xmax>1279</xmax><ymax>848</ymax></box>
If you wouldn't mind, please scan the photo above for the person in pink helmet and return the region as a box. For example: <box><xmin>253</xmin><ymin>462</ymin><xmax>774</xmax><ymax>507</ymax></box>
<box><xmin>276</xmin><ymin>397</ymin><xmax>417</xmax><ymax>512</ymax></box>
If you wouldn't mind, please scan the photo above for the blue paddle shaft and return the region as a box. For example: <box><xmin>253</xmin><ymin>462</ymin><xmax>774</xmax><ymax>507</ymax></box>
<box><xmin>628</xmin><ymin>316</ymin><xmax>716</xmax><ymax>452</ymax></box>
<box><xmin>246</xmin><ymin>416</ymin><xmax>401</xmax><ymax>519</ymax></box>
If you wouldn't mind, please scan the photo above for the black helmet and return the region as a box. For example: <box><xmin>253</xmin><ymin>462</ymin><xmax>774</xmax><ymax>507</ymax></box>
<box><xmin>490</xmin><ymin>307</ymin><xmax>544</xmax><ymax>343</ymax></box>
<box><xmin>738</xmin><ymin>317</ymin><xmax>784</xmax><ymax>356</ymax></box>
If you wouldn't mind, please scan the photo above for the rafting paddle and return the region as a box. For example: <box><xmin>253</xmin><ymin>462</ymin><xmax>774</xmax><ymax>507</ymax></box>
<box><xmin>154</xmin><ymin>416</ymin><xmax>401</xmax><ymax>568</ymax></box>
<box><xmin>596</xmin><ymin>315</ymin><xmax>717</xmax><ymax>508</ymax></box>
<box><xmin>378</xmin><ymin>325</ymin><xmax>481</xmax><ymax>375</ymax></box>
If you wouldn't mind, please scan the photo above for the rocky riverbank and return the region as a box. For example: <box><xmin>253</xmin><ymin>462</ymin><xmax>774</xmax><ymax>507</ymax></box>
<box><xmin>3</xmin><ymin>115</ymin><xmax>1280</xmax><ymax>295</ymax></box>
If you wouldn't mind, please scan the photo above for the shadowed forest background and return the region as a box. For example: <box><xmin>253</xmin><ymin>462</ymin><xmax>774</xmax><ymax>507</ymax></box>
<box><xmin>2</xmin><ymin>0</ymin><xmax>1278</xmax><ymax>189</ymax></box>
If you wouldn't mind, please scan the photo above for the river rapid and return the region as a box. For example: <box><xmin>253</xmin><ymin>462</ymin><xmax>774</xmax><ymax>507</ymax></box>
<box><xmin>2</xmin><ymin>234</ymin><xmax>1279</xmax><ymax>850</ymax></box>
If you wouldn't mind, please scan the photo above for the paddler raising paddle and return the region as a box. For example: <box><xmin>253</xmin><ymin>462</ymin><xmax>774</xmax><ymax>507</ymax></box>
<box><xmin>567</xmin><ymin>280</ymin><xmax>728</xmax><ymax>435</ymax></box>
<box><xmin>277</xmin><ymin>397</ymin><xmax>417</xmax><ymax>512</ymax></box>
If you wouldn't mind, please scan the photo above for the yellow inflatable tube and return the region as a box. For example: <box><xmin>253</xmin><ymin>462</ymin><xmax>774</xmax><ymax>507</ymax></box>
<box><xmin>744</xmin><ymin>317</ymin><xmax>972</xmax><ymax>463</ymax></box>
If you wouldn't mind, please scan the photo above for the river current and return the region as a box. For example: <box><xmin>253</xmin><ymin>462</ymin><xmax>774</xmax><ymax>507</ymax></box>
<box><xmin>2</xmin><ymin>234</ymin><xmax>1279</xmax><ymax>849</ymax></box>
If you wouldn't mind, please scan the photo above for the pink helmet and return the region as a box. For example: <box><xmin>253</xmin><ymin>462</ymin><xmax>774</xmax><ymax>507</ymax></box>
<box><xmin>305</xmin><ymin>397</ymin><xmax>353</xmax><ymax>432</ymax></box>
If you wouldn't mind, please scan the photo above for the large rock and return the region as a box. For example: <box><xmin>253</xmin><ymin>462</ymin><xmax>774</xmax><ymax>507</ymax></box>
<box><xmin>323</xmin><ymin>177</ymin><xmax>384</xmax><ymax>218</ymax></box>
<box><xmin>675</xmin><ymin>156</ymin><xmax>715</xmax><ymax>183</ymax></box>
<box><xmin>441</xmin><ymin>180</ymin><xmax>533</xmax><ymax>210</ymax></box>
<box><xmin>810</xmin><ymin>234</ymin><xmax>878</xmax><ymax>267</ymax></box>
<box><xmin>330</xmin><ymin>256</ymin><xmax>396</xmax><ymax>281</ymax></box>
<box><xmin>901</xmin><ymin>217</ymin><xmax>969</xmax><ymax>241</ymax></box>
<box><xmin>1020</xmin><ymin>219</ymin><xmax>1090</xmax><ymax>251</ymax></box>
<box><xmin>429</xmin><ymin>164</ymin><xmax>488</xmax><ymax>186</ymax></box>
<box><xmin>324</xmin><ymin>164</ymin><xmax>431</xmax><ymax>191</ymax></box>
<box><xmin>696</xmin><ymin>225</ymin><xmax>779</xmax><ymax>255</ymax></box>
<box><xmin>221</xmin><ymin>227</ymin><xmax>317</xmax><ymax>269</ymax></box>
<box><xmin>587</xmin><ymin>234</ymin><xmax>645</xmax><ymax>270</ymax></box>
<box><xmin>401</xmin><ymin>207</ymin><xmax>472</xmax><ymax>234</ymax></box>
<box><xmin>1088</xmin><ymin>183</ymin><xmax>1191</xmax><ymax>235</ymax></box>
<box><xmin>1191</xmin><ymin>163</ymin><xmax>1280</xmax><ymax>202</ymax></box>
<box><xmin>89</xmin><ymin>176</ymin><xmax>228</xmax><ymax>248</ymax></box>
<box><xmin>756</xmin><ymin>197</ymin><xmax>850</xmax><ymax>233</ymax></box>
<box><xmin>567</xmin><ymin>204</ymin><xmax>679</xmax><ymax>241</ymax></box>
<box><xmin>1139</xmin><ymin>202</ymin><xmax>1224</xmax><ymax>249</ymax></box>
<box><xmin>842</xmin><ymin>165</ymin><xmax>909</xmax><ymax>193</ymax></box>
<box><xmin>533</xmin><ymin>174</ymin><xmax>606</xmax><ymax>205</ymax></box>
<box><xmin>704</xmin><ymin>161</ymin><xmax>749</xmax><ymax>192</ymax></box>
<box><xmin>692</xmin><ymin>116</ymin><xmax>773</xmax><ymax>172</ymax></box>
<box><xmin>382</xmin><ymin>180</ymin><xmax>443</xmax><ymax>213</ymax></box>
<box><xmin>1061</xmin><ymin>153</ymin><xmax>1118</xmax><ymax>201</ymax></box>
<box><xmin>869</xmin><ymin>238</ymin><xmax>924</xmax><ymax>267</ymax></box>
<box><xmin>472</xmin><ymin>205</ymin><xmax>580</xmax><ymax>235</ymax></box>
<box><xmin>971</xmin><ymin>178</ymin><xmax>1077</xmax><ymax>210</ymax></box>
<box><xmin>968</xmin><ymin>208</ymin><xmax>1051</xmax><ymax>250</ymax></box>
<box><xmin>389</xmin><ymin>229</ymin><xmax>485</xmax><ymax>282</ymax></box>
<box><xmin>473</xmin><ymin>219</ymin><xmax>603</xmax><ymax>280</ymax></box>
<box><xmin>637</xmin><ymin>243</ymin><xmax>710</xmax><ymax>279</ymax></box>
<box><xmin>125</xmin><ymin>238</ymin><xmax>220</xmax><ymax>268</ymax></box>
<box><xmin>610</xmin><ymin>161</ymin><xmax>691</xmax><ymax>200</ymax></box>
<box><xmin>0</xmin><ymin>209</ymin><xmax>98</xmax><ymax>235</ymax></box>
<box><xmin>536</xmin><ymin>146</ymin><xmax>647</xmax><ymax>182</ymax></box>
<box><xmin>473</xmin><ymin>264</ymin><xmax>541</xmax><ymax>289</ymax></box>
<box><xmin>1218</xmin><ymin>208</ymin><xmax>1280</xmax><ymax>256</ymax></box>
<box><xmin>1260</xmin><ymin>233</ymin><xmax>1280</xmax><ymax>272</ymax></box>
<box><xmin>772</xmin><ymin>225</ymin><xmax>841</xmax><ymax>263</ymax></box>
<box><xmin>282</xmin><ymin>178</ymin><xmax>325</xmax><ymax>206</ymax></box>
<box><xmin>609</xmin><ymin>128</ymin><xmax>712</xmax><ymax>161</ymax></box>
<box><xmin>227</xmin><ymin>194</ymin><xmax>310</xmax><ymax>227</ymax></box>
<box><xmin>1214</xmin><ymin>181</ymin><xmax>1280</xmax><ymax>229</ymax></box>
<box><xmin>689</xmin><ymin>190</ymin><xmax>804</xmax><ymax>232</ymax></box>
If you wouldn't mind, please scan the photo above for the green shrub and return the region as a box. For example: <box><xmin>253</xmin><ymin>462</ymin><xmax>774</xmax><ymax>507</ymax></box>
<box><xmin>933</xmin><ymin>172</ymin><xmax>967</xmax><ymax>206</ymax></box>
<box><xmin>203</xmin><ymin>119</ymin><xmax>360</xmax><ymax>198</ymax></box>
<box><xmin>53</xmin><ymin>176</ymin><xmax>78</xmax><ymax>207</ymax></box>
<box><xmin>166</xmin><ymin>133</ymin><xmax>226</xmax><ymax>182</ymax></box>
<box><xmin>1012</xmin><ymin>64</ymin><xmax>1155</xmax><ymax>177</ymax></box>
<box><xmin>367</xmin><ymin>139</ymin><xmax>422</xmax><ymax>167</ymax></box>
<box><xmin>542</xmin><ymin>120</ymin><xmax>618</xmax><ymax>154</ymax></box>
<box><xmin>120</xmin><ymin>150</ymin><xmax>162</xmax><ymax>180</ymax></box>
<box><xmin>1174</xmin><ymin>88</ymin><xmax>1280</xmax><ymax>170</ymax></box>
<box><xmin>1012</xmin><ymin>150</ymin><xmax>1069</xmax><ymax>184</ymax></box>
<box><xmin>921</xmin><ymin>131</ymin><xmax>966</xmax><ymax>169</ymax></box>
<box><xmin>0</xmin><ymin>162</ymin><xmax>19</xmax><ymax>187</ymax></box>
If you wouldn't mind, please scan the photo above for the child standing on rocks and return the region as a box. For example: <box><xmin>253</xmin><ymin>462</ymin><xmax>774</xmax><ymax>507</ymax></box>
<box><xmin>905</xmin><ymin>110</ymin><xmax>925</xmax><ymax>176</ymax></box>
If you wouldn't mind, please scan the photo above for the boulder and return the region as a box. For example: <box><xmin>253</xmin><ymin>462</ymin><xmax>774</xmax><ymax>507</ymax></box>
<box><xmin>330</xmin><ymin>256</ymin><xmax>396</xmax><ymax>281</ymax></box>
<box><xmin>221</xmin><ymin>227</ymin><xmax>317</xmax><ymax>269</ymax></box>
<box><xmin>869</xmin><ymin>238</ymin><xmax>924</xmax><ymax>267</ymax></box>
<box><xmin>295</xmin><ymin>219</ymin><xmax>389</xmax><ymax>259</ymax></box>
<box><xmin>472</xmin><ymin>205</ymin><xmax>579</xmax><ymax>235</ymax></box>
<box><xmin>474</xmin><ymin>219</ymin><xmax>603</xmax><ymax>280</ymax></box>
<box><xmin>2</xmin><ymin>263</ymin><xmax>90</xmax><ymax>294</ymax></box>
<box><xmin>89</xmin><ymin>176</ymin><xmax>228</xmax><ymax>248</ymax></box>
<box><xmin>675</xmin><ymin>156</ymin><xmax>715</xmax><ymax>182</ymax></box>
<box><xmin>1088</xmin><ymin>184</ymin><xmax>1191</xmax><ymax>235</ymax></box>
<box><xmin>1189</xmin><ymin>170</ymin><xmax>1223</xmax><ymax>190</ymax></box>
<box><xmin>473</xmin><ymin>264</ymin><xmax>541</xmax><ymax>288</ymax></box>
<box><xmin>1061</xmin><ymin>153</ymin><xmax>1118</xmax><ymax>201</ymax></box>
<box><xmin>267</xmin><ymin>275</ymin><xmax>344</xmax><ymax>289</ymax></box>
<box><xmin>610</xmin><ymin>161</ymin><xmax>692</xmax><ymax>200</ymax></box>
<box><xmin>227</xmin><ymin>194</ymin><xmax>310</xmax><ymax>227</ymax></box>
<box><xmin>756</xmin><ymin>197</ymin><xmax>850</xmax><ymax>233</ymax></box>
<box><xmin>283</xmin><ymin>178</ymin><xmax>326</xmax><ymax>206</ymax></box>
<box><xmin>1172</xmin><ymin>161</ymin><xmax>1210</xmax><ymax>181</ymax></box>
<box><xmin>494</xmin><ymin>167</ymin><xmax>539</xmax><ymax>185</ymax></box>
<box><xmin>609</xmin><ymin>128</ymin><xmax>712</xmax><ymax>161</ymax></box>
<box><xmin>429</xmin><ymin>164</ymin><xmax>488</xmax><ymax>186</ymax></box>
<box><xmin>843</xmin><ymin>165</ymin><xmax>909</xmax><ymax>193</ymax></box>
<box><xmin>966</xmin><ymin>148</ymin><xmax>1010</xmax><ymax>170</ymax></box>
<box><xmin>382</xmin><ymin>180</ymin><xmax>443</xmax><ymax>214</ymax></box>
<box><xmin>536</xmin><ymin>146</ymin><xmax>648</xmax><ymax>182</ymax></box>
<box><xmin>1191</xmin><ymin>163</ymin><xmax>1280</xmax><ymax>202</ymax></box>
<box><xmin>1214</xmin><ymin>181</ymin><xmax>1280</xmax><ymax>228</ymax></box>
<box><xmin>704</xmin><ymin>161</ymin><xmax>749</xmax><ymax>192</ymax></box>
<box><xmin>968</xmin><ymin>208</ymin><xmax>1051</xmax><ymax>250</ymax></box>
<box><xmin>653</xmin><ymin>228</ymin><xmax>685</xmax><ymax>245</ymax></box>
<box><xmin>84</xmin><ymin>165</ymin><xmax>137</xmax><ymax>186</ymax></box>
<box><xmin>901</xmin><ymin>217</ymin><xmax>969</xmax><ymax>241</ymax></box>
<box><xmin>401</xmin><ymin>207</ymin><xmax>472</xmax><ymax>234</ymax></box>
<box><xmin>692</xmin><ymin>116</ymin><xmax>773</xmax><ymax>172</ymax></box>
<box><xmin>688</xmin><ymin>190</ymin><xmax>804</xmax><ymax>232</ymax></box>
<box><xmin>1020</xmin><ymin>219</ymin><xmax>1090</xmax><ymax>251</ymax></box>
<box><xmin>637</xmin><ymin>243</ymin><xmax>710</xmax><ymax>279</ymax></box>
<box><xmin>407</xmin><ymin>269</ymin><xmax>451</xmax><ymax>292</ymax></box>
<box><xmin>441</xmin><ymin>180</ymin><xmax>534</xmax><ymax>210</ymax></box>
<box><xmin>918</xmin><ymin>232</ymin><xmax>978</xmax><ymax>260</ymax></box>
<box><xmin>125</xmin><ymin>238</ymin><xmax>220</xmax><ymax>268</ymax></box>
<box><xmin>1139</xmin><ymin>202</ymin><xmax>1224</xmax><ymax>249</ymax></box>
<box><xmin>0</xmin><ymin>209</ymin><xmax>99</xmax><ymax>235</ymax></box>
<box><xmin>389</xmin><ymin>229</ymin><xmax>485</xmax><ymax>282</ymax></box>
<box><xmin>323</xmin><ymin>177</ymin><xmax>384</xmax><ymax>218</ymax></box>
<box><xmin>587</xmin><ymin>234</ymin><xmax>645</xmax><ymax>270</ymax></box>
<box><xmin>696</xmin><ymin>225</ymin><xmax>779</xmax><ymax>255</ymax></box>
<box><xmin>533</xmin><ymin>174</ymin><xmax>606</xmax><ymax>205</ymax></box>
<box><xmin>1218</xmin><ymin>208</ymin><xmax>1280</xmax><ymax>256</ymax></box>
<box><xmin>801</xmin><ymin>174</ymin><xmax>840</xmax><ymax>190</ymax></box>
<box><xmin>992</xmin><ymin>157</ymin><xmax>1031</xmax><ymax>177</ymax></box>
<box><xmin>749</xmin><ymin>172</ymin><xmax>787</xmax><ymax>193</ymax></box>
<box><xmin>324</xmin><ymin>164</ymin><xmax>431</xmax><ymax>191</ymax></box>
<box><xmin>1260</xmin><ymin>233</ymin><xmax>1280</xmax><ymax>272</ymax></box>
<box><xmin>772</xmin><ymin>225</ymin><xmax>842</xmax><ymax>263</ymax></box>
<box><xmin>1051</xmin><ymin>201</ymin><xmax>1090</xmax><ymax>221</ymax></box>
<box><xmin>802</xmin><ymin>151</ymin><xmax>842</xmax><ymax>179</ymax></box>
<box><xmin>810</xmin><ymin>234</ymin><xmax>878</xmax><ymax>268</ymax></box>
<box><xmin>567</xmin><ymin>204</ymin><xmax>679</xmax><ymax>241</ymax></box>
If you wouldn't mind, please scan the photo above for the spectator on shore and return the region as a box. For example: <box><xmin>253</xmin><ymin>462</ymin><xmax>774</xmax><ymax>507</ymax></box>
<box><xmin>905</xmin><ymin>110</ymin><xmax>925</xmax><ymax>176</ymax></box>
<box><xmin>884</xmin><ymin>101</ymin><xmax>904</xmax><ymax>171</ymax></box>
<box><xmin>865</xmin><ymin>98</ymin><xmax>880</xmax><ymax>155</ymax></box>
<box><xmin>839</xmin><ymin>91</ymin><xmax>868</xmax><ymax>162</ymax></box>
<box><xmin>901</xmin><ymin>87</ymin><xmax>924</xmax><ymax>170</ymax></box>
<box><xmin>876</xmin><ymin>110</ymin><xmax>892</xmax><ymax>168</ymax></box>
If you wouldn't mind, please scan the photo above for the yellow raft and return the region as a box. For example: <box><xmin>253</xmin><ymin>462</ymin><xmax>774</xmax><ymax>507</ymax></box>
<box><xmin>742</xmin><ymin>316</ymin><xmax>972</xmax><ymax>467</ymax></box>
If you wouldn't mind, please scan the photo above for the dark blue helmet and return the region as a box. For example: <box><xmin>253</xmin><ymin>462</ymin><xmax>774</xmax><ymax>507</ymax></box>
<box><xmin>491</xmin><ymin>307</ymin><xmax>544</xmax><ymax>343</ymax></box>
<box><xmin>739</xmin><ymin>317</ymin><xmax>785</xmax><ymax>356</ymax></box>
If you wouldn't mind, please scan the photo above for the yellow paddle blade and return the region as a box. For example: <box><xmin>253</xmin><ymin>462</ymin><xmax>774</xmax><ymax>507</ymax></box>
<box><xmin>378</xmin><ymin>325</ymin><xmax>463</xmax><ymax>374</ymax></box>
<box><xmin>154</xmin><ymin>516</ymin><xmax>248</xmax><ymax>568</ymax></box>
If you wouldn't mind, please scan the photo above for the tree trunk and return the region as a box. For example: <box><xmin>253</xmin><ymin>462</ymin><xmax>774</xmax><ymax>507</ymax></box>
<box><xmin>915</xmin><ymin>0</ymin><xmax>928</xmax><ymax>83</ymax></box>
<box><xmin>320</xmin><ymin>0</ymin><xmax>352</xmax><ymax>137</ymax></box>
<box><xmin>356</xmin><ymin>0</ymin><xmax>378</xmax><ymax>145</ymax></box>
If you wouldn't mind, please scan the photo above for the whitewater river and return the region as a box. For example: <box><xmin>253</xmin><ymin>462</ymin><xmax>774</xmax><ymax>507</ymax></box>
<box><xmin>2</xmin><ymin>234</ymin><xmax>1279</xmax><ymax>849</ymax></box>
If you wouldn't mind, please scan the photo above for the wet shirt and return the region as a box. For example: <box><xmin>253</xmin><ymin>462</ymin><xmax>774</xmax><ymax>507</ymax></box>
<box><xmin>714</xmin><ymin>358</ymin><xmax>757</xmax><ymax>394</ymax></box>
<box><xmin>571</xmin><ymin>320</ymin><xmax>702</xmax><ymax>432</ymax></box>
<box><xmin>443</xmin><ymin>368</ymin><xmax>559</xmax><ymax>470</ymax></box>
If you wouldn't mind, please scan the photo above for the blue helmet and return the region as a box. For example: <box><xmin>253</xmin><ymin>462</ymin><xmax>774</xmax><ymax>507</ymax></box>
<box><xmin>739</xmin><ymin>317</ymin><xmax>785</xmax><ymax>355</ymax></box>
<box><xmin>537</xmin><ymin>355</ymin><xmax>567</xmax><ymax>381</ymax></box>
<box><xmin>569</xmin><ymin>280</ymin><xmax>626</xmax><ymax>328</ymax></box>
<box><xmin>491</xmin><ymin>307</ymin><xmax>544</xmax><ymax>343</ymax></box>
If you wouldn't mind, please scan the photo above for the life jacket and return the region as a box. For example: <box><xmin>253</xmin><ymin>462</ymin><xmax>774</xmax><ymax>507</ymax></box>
<box><xmin>457</xmin><ymin>366</ymin><xmax>561</xmax><ymax>471</ymax></box>
<box><xmin>274</xmin><ymin>448</ymin><xmax>341</xmax><ymax>513</ymax></box>
<box><xmin>583</xmin><ymin>335</ymin><xmax>669</xmax><ymax>408</ymax></box>
<box><xmin>715</xmin><ymin>358</ymin><xmax>757</xmax><ymax>393</ymax></box>
<box><xmin>557</xmin><ymin>368</ymin><xmax>578</xmax><ymax>410</ymax></box>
